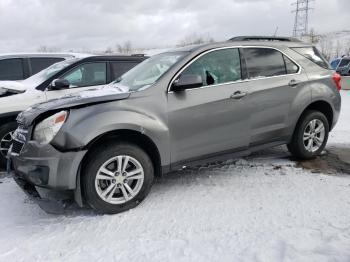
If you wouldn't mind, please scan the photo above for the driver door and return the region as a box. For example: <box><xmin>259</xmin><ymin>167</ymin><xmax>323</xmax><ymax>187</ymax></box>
<box><xmin>45</xmin><ymin>62</ymin><xmax>107</xmax><ymax>101</ymax></box>
<box><xmin>167</xmin><ymin>48</ymin><xmax>250</xmax><ymax>165</ymax></box>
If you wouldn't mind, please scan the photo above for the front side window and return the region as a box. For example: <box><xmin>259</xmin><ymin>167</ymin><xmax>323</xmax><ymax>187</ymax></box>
<box><xmin>242</xmin><ymin>48</ymin><xmax>287</xmax><ymax>79</ymax></box>
<box><xmin>180</xmin><ymin>48</ymin><xmax>241</xmax><ymax>87</ymax></box>
<box><xmin>61</xmin><ymin>62</ymin><xmax>107</xmax><ymax>88</ymax></box>
<box><xmin>0</xmin><ymin>58</ymin><xmax>24</xmax><ymax>80</ymax></box>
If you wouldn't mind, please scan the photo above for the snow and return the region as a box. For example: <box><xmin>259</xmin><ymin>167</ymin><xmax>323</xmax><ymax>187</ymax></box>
<box><xmin>1</xmin><ymin>92</ymin><xmax>350</xmax><ymax>262</ymax></box>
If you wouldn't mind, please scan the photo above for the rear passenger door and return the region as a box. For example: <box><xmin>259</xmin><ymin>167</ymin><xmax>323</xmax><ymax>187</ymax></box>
<box><xmin>241</xmin><ymin>47</ymin><xmax>309</xmax><ymax>146</ymax></box>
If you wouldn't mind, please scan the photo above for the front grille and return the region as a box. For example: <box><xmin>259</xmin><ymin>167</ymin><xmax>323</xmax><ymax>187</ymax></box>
<box><xmin>11</xmin><ymin>140</ymin><xmax>24</xmax><ymax>155</ymax></box>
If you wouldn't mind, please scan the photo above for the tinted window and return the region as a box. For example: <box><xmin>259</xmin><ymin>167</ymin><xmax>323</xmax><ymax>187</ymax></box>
<box><xmin>339</xmin><ymin>58</ymin><xmax>350</xmax><ymax>67</ymax></box>
<box><xmin>0</xmin><ymin>58</ymin><xmax>24</xmax><ymax>80</ymax></box>
<box><xmin>61</xmin><ymin>62</ymin><xmax>107</xmax><ymax>88</ymax></box>
<box><xmin>30</xmin><ymin>57</ymin><xmax>65</xmax><ymax>75</ymax></box>
<box><xmin>330</xmin><ymin>59</ymin><xmax>340</xmax><ymax>69</ymax></box>
<box><xmin>283</xmin><ymin>55</ymin><xmax>299</xmax><ymax>74</ymax></box>
<box><xmin>243</xmin><ymin>48</ymin><xmax>286</xmax><ymax>79</ymax></box>
<box><xmin>111</xmin><ymin>62</ymin><xmax>138</xmax><ymax>79</ymax></box>
<box><xmin>181</xmin><ymin>48</ymin><xmax>241</xmax><ymax>87</ymax></box>
<box><xmin>292</xmin><ymin>47</ymin><xmax>330</xmax><ymax>69</ymax></box>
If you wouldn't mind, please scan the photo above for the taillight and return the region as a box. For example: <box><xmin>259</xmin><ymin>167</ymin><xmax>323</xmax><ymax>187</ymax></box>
<box><xmin>332</xmin><ymin>72</ymin><xmax>341</xmax><ymax>91</ymax></box>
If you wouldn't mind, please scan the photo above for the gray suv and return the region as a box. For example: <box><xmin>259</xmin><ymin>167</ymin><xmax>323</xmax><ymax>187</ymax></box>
<box><xmin>9</xmin><ymin>37</ymin><xmax>342</xmax><ymax>214</ymax></box>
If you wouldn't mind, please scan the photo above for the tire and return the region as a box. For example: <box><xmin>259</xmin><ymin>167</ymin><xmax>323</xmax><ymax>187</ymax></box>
<box><xmin>287</xmin><ymin>110</ymin><xmax>329</xmax><ymax>160</ymax></box>
<box><xmin>0</xmin><ymin>122</ymin><xmax>17</xmax><ymax>169</ymax></box>
<box><xmin>82</xmin><ymin>142</ymin><xmax>154</xmax><ymax>214</ymax></box>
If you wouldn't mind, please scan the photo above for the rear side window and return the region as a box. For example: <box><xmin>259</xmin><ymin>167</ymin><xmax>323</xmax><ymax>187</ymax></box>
<box><xmin>111</xmin><ymin>62</ymin><xmax>138</xmax><ymax>79</ymax></box>
<box><xmin>339</xmin><ymin>58</ymin><xmax>350</xmax><ymax>67</ymax></box>
<box><xmin>292</xmin><ymin>47</ymin><xmax>330</xmax><ymax>69</ymax></box>
<box><xmin>242</xmin><ymin>48</ymin><xmax>286</xmax><ymax>78</ymax></box>
<box><xmin>0</xmin><ymin>58</ymin><xmax>24</xmax><ymax>80</ymax></box>
<box><xmin>284</xmin><ymin>55</ymin><xmax>299</xmax><ymax>74</ymax></box>
<box><xmin>30</xmin><ymin>57</ymin><xmax>65</xmax><ymax>75</ymax></box>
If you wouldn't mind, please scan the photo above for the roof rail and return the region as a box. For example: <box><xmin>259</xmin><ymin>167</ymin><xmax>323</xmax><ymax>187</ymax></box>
<box><xmin>229</xmin><ymin>36</ymin><xmax>301</xmax><ymax>42</ymax></box>
<box><xmin>131</xmin><ymin>53</ymin><xmax>146</xmax><ymax>57</ymax></box>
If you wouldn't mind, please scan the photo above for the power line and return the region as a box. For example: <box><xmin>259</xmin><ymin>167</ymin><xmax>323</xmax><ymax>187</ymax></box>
<box><xmin>292</xmin><ymin>0</ymin><xmax>314</xmax><ymax>38</ymax></box>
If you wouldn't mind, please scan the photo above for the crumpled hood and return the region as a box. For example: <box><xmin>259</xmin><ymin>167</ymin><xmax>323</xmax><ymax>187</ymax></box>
<box><xmin>17</xmin><ymin>86</ymin><xmax>130</xmax><ymax>126</ymax></box>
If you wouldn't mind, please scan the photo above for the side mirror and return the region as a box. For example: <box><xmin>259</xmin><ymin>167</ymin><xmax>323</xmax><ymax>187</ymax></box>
<box><xmin>172</xmin><ymin>74</ymin><xmax>203</xmax><ymax>92</ymax></box>
<box><xmin>49</xmin><ymin>79</ymin><xmax>70</xmax><ymax>90</ymax></box>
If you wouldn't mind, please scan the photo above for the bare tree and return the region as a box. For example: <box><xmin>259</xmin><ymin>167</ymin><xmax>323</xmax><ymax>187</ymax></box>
<box><xmin>335</xmin><ymin>40</ymin><xmax>342</xmax><ymax>58</ymax></box>
<box><xmin>308</xmin><ymin>28</ymin><xmax>319</xmax><ymax>44</ymax></box>
<box><xmin>104</xmin><ymin>47</ymin><xmax>113</xmax><ymax>54</ymax></box>
<box><xmin>37</xmin><ymin>45</ymin><xmax>61</xmax><ymax>53</ymax></box>
<box><xmin>177</xmin><ymin>33</ymin><xmax>214</xmax><ymax>47</ymax></box>
<box><xmin>318</xmin><ymin>35</ymin><xmax>333</xmax><ymax>61</ymax></box>
<box><xmin>116</xmin><ymin>41</ymin><xmax>133</xmax><ymax>54</ymax></box>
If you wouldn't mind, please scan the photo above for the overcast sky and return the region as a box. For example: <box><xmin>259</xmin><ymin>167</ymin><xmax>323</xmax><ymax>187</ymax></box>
<box><xmin>0</xmin><ymin>0</ymin><xmax>349</xmax><ymax>52</ymax></box>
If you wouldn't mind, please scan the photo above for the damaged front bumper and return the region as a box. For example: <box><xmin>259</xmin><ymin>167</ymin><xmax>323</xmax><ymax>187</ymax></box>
<box><xmin>8</xmin><ymin>137</ymin><xmax>87</xmax><ymax>214</ymax></box>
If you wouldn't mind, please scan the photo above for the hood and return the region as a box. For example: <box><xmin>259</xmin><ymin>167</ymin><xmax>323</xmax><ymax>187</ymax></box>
<box><xmin>17</xmin><ymin>86</ymin><xmax>130</xmax><ymax>126</ymax></box>
<box><xmin>0</xmin><ymin>81</ymin><xmax>27</xmax><ymax>94</ymax></box>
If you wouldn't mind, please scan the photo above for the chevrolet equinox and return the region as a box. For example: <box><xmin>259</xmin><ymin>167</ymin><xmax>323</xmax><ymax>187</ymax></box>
<box><xmin>9</xmin><ymin>37</ymin><xmax>342</xmax><ymax>214</ymax></box>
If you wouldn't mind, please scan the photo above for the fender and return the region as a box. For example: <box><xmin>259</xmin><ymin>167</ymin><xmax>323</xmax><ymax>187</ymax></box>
<box><xmin>52</xmin><ymin>104</ymin><xmax>171</xmax><ymax>167</ymax></box>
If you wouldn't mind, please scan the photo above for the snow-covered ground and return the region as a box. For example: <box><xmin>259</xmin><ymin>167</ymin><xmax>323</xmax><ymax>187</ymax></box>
<box><xmin>0</xmin><ymin>92</ymin><xmax>350</xmax><ymax>262</ymax></box>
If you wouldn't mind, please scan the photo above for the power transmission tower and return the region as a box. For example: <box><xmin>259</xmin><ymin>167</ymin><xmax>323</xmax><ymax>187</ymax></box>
<box><xmin>292</xmin><ymin>0</ymin><xmax>313</xmax><ymax>38</ymax></box>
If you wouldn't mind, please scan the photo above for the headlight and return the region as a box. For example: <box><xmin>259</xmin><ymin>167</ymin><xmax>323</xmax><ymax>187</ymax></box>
<box><xmin>33</xmin><ymin>111</ymin><xmax>68</xmax><ymax>144</ymax></box>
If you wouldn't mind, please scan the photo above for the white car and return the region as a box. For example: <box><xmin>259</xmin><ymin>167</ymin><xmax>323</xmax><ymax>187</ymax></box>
<box><xmin>0</xmin><ymin>53</ymin><xmax>87</xmax><ymax>81</ymax></box>
<box><xmin>0</xmin><ymin>54</ymin><xmax>147</xmax><ymax>167</ymax></box>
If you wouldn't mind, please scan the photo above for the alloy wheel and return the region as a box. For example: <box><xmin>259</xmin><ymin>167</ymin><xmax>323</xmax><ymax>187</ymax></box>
<box><xmin>0</xmin><ymin>131</ymin><xmax>14</xmax><ymax>157</ymax></box>
<box><xmin>95</xmin><ymin>155</ymin><xmax>144</xmax><ymax>204</ymax></box>
<box><xmin>303</xmin><ymin>119</ymin><xmax>325</xmax><ymax>153</ymax></box>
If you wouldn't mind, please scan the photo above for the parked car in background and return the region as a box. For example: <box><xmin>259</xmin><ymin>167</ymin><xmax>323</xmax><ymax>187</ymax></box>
<box><xmin>8</xmin><ymin>37</ymin><xmax>341</xmax><ymax>214</ymax></box>
<box><xmin>0</xmin><ymin>53</ymin><xmax>88</xmax><ymax>81</ymax></box>
<box><xmin>0</xmin><ymin>55</ymin><xmax>148</xmax><ymax>167</ymax></box>
<box><xmin>330</xmin><ymin>56</ymin><xmax>350</xmax><ymax>76</ymax></box>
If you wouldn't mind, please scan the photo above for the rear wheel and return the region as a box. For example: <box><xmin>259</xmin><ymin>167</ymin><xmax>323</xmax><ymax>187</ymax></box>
<box><xmin>288</xmin><ymin>110</ymin><xmax>329</xmax><ymax>160</ymax></box>
<box><xmin>82</xmin><ymin>142</ymin><xmax>154</xmax><ymax>214</ymax></box>
<box><xmin>0</xmin><ymin>122</ymin><xmax>17</xmax><ymax>169</ymax></box>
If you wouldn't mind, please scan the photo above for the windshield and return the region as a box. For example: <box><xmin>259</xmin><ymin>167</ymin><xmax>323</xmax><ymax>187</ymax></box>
<box><xmin>22</xmin><ymin>59</ymin><xmax>78</xmax><ymax>86</ymax></box>
<box><xmin>111</xmin><ymin>51</ymin><xmax>187</xmax><ymax>91</ymax></box>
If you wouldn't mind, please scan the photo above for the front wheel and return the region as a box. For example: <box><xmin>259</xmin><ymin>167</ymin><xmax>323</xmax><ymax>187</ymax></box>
<box><xmin>82</xmin><ymin>142</ymin><xmax>154</xmax><ymax>214</ymax></box>
<box><xmin>288</xmin><ymin>110</ymin><xmax>329</xmax><ymax>160</ymax></box>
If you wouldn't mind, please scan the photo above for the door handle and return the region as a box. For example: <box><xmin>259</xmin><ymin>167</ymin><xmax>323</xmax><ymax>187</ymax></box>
<box><xmin>288</xmin><ymin>79</ymin><xmax>301</xmax><ymax>87</ymax></box>
<box><xmin>230</xmin><ymin>91</ymin><xmax>247</xmax><ymax>99</ymax></box>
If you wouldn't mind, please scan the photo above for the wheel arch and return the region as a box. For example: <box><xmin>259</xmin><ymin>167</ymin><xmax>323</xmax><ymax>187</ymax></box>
<box><xmin>301</xmin><ymin>100</ymin><xmax>333</xmax><ymax>130</ymax></box>
<box><xmin>82</xmin><ymin>129</ymin><xmax>162</xmax><ymax>176</ymax></box>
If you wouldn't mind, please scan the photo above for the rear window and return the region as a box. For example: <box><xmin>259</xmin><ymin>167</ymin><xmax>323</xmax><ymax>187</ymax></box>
<box><xmin>292</xmin><ymin>47</ymin><xmax>330</xmax><ymax>69</ymax></box>
<box><xmin>30</xmin><ymin>57</ymin><xmax>65</xmax><ymax>75</ymax></box>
